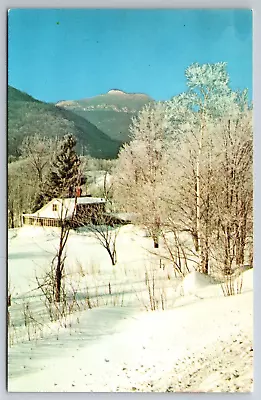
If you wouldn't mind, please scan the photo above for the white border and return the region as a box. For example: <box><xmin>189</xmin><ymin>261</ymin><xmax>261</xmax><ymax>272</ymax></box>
<box><xmin>2</xmin><ymin>2</ymin><xmax>260</xmax><ymax>399</ymax></box>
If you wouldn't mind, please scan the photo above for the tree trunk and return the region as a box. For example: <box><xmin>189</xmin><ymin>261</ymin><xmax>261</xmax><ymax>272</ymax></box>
<box><xmin>153</xmin><ymin>238</ymin><xmax>159</xmax><ymax>248</ymax></box>
<box><xmin>202</xmin><ymin>190</ymin><xmax>210</xmax><ymax>275</ymax></box>
<box><xmin>108</xmin><ymin>248</ymin><xmax>117</xmax><ymax>266</ymax></box>
<box><xmin>235</xmin><ymin>207</ymin><xmax>247</xmax><ymax>266</ymax></box>
<box><xmin>11</xmin><ymin>213</ymin><xmax>15</xmax><ymax>229</ymax></box>
<box><xmin>55</xmin><ymin>218</ymin><xmax>68</xmax><ymax>303</ymax></box>
<box><xmin>55</xmin><ymin>266</ymin><xmax>62</xmax><ymax>303</ymax></box>
<box><xmin>196</xmin><ymin>128</ymin><xmax>203</xmax><ymax>272</ymax></box>
<box><xmin>192</xmin><ymin>231</ymin><xmax>199</xmax><ymax>252</ymax></box>
<box><xmin>9</xmin><ymin>208</ymin><xmax>15</xmax><ymax>228</ymax></box>
<box><xmin>202</xmin><ymin>242</ymin><xmax>209</xmax><ymax>274</ymax></box>
<box><xmin>55</xmin><ymin>242</ymin><xmax>63</xmax><ymax>303</ymax></box>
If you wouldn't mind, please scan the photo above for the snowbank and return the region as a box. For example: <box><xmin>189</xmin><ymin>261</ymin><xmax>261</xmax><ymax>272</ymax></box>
<box><xmin>177</xmin><ymin>268</ymin><xmax>253</xmax><ymax>299</ymax></box>
<box><xmin>182</xmin><ymin>270</ymin><xmax>216</xmax><ymax>295</ymax></box>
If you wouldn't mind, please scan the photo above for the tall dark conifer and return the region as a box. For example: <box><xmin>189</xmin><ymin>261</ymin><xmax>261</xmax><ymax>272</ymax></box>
<box><xmin>47</xmin><ymin>134</ymin><xmax>81</xmax><ymax>199</ymax></box>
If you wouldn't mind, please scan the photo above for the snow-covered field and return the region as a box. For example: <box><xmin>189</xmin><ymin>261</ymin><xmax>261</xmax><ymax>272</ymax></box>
<box><xmin>8</xmin><ymin>225</ymin><xmax>253</xmax><ymax>392</ymax></box>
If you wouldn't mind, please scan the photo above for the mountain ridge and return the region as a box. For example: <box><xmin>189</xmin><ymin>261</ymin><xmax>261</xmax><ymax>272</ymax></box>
<box><xmin>8</xmin><ymin>86</ymin><xmax>122</xmax><ymax>160</ymax></box>
<box><xmin>55</xmin><ymin>89</ymin><xmax>154</xmax><ymax>142</ymax></box>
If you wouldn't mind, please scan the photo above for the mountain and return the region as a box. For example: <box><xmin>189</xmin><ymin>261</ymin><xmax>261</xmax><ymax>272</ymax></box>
<box><xmin>56</xmin><ymin>89</ymin><xmax>154</xmax><ymax>142</ymax></box>
<box><xmin>8</xmin><ymin>86</ymin><xmax>122</xmax><ymax>159</ymax></box>
<box><xmin>8</xmin><ymin>86</ymin><xmax>40</xmax><ymax>103</ymax></box>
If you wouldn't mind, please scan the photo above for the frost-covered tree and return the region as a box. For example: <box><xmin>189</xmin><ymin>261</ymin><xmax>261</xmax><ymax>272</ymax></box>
<box><xmin>113</xmin><ymin>62</ymin><xmax>252</xmax><ymax>276</ymax></box>
<box><xmin>165</xmin><ymin>62</ymin><xmax>250</xmax><ymax>273</ymax></box>
<box><xmin>114</xmin><ymin>103</ymin><xmax>173</xmax><ymax>248</ymax></box>
<box><xmin>208</xmin><ymin>110</ymin><xmax>253</xmax><ymax>275</ymax></box>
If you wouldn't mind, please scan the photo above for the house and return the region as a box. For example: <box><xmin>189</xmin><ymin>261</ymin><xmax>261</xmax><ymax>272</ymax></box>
<box><xmin>22</xmin><ymin>197</ymin><xmax>106</xmax><ymax>228</ymax></box>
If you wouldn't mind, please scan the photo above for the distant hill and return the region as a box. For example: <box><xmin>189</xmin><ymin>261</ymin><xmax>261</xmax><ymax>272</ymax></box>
<box><xmin>56</xmin><ymin>89</ymin><xmax>154</xmax><ymax>142</ymax></box>
<box><xmin>8</xmin><ymin>86</ymin><xmax>122</xmax><ymax>159</ymax></box>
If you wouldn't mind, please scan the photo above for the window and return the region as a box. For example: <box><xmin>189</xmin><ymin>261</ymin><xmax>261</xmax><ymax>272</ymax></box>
<box><xmin>53</xmin><ymin>204</ymin><xmax>58</xmax><ymax>212</ymax></box>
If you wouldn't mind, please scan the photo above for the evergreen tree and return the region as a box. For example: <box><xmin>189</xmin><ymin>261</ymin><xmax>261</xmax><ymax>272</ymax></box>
<box><xmin>46</xmin><ymin>134</ymin><xmax>81</xmax><ymax>199</ymax></box>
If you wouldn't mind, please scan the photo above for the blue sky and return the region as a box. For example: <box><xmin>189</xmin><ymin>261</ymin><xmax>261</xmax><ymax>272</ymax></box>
<box><xmin>8</xmin><ymin>9</ymin><xmax>252</xmax><ymax>103</ymax></box>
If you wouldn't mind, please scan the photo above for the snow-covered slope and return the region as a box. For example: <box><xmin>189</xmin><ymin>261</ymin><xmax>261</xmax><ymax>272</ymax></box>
<box><xmin>8</xmin><ymin>226</ymin><xmax>253</xmax><ymax>392</ymax></box>
<box><xmin>8</xmin><ymin>287</ymin><xmax>253</xmax><ymax>392</ymax></box>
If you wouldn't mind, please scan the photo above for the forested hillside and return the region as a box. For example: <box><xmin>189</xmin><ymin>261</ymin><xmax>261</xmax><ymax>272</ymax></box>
<box><xmin>8</xmin><ymin>86</ymin><xmax>122</xmax><ymax>159</ymax></box>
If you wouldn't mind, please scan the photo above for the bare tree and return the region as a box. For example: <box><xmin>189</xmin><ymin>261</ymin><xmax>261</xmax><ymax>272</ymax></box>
<box><xmin>75</xmin><ymin>206</ymin><xmax>119</xmax><ymax>266</ymax></box>
<box><xmin>8</xmin><ymin>159</ymin><xmax>37</xmax><ymax>227</ymax></box>
<box><xmin>53</xmin><ymin>198</ymin><xmax>78</xmax><ymax>302</ymax></box>
<box><xmin>45</xmin><ymin>135</ymin><xmax>82</xmax><ymax>302</ymax></box>
<box><xmin>20</xmin><ymin>134</ymin><xmax>58</xmax><ymax>184</ymax></box>
<box><xmin>7</xmin><ymin>136</ymin><xmax>61</xmax><ymax>228</ymax></box>
<box><xmin>89</xmin><ymin>219</ymin><xmax>119</xmax><ymax>266</ymax></box>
